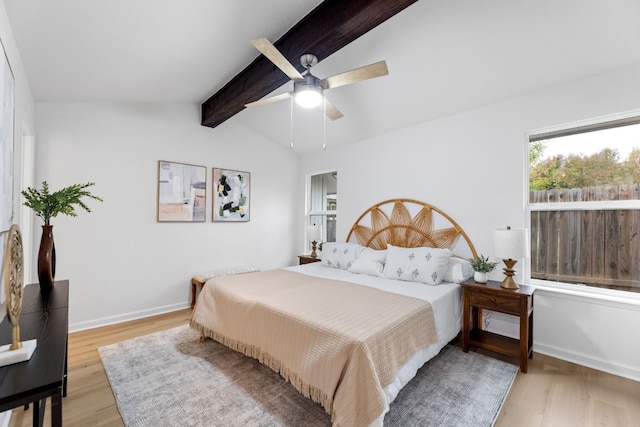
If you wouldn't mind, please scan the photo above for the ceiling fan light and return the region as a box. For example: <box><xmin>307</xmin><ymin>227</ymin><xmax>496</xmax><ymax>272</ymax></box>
<box><xmin>295</xmin><ymin>85</ymin><xmax>322</xmax><ymax>108</ymax></box>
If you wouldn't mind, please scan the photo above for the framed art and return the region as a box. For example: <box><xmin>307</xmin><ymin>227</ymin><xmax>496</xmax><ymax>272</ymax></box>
<box><xmin>157</xmin><ymin>160</ymin><xmax>207</xmax><ymax>222</ymax></box>
<box><xmin>1</xmin><ymin>37</ymin><xmax>14</xmax><ymax>233</ymax></box>
<box><xmin>212</xmin><ymin>168</ymin><xmax>250</xmax><ymax>222</ymax></box>
<box><xmin>0</xmin><ymin>37</ymin><xmax>15</xmax><ymax>311</ymax></box>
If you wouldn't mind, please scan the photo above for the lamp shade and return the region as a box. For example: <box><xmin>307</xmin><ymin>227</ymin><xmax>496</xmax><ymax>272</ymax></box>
<box><xmin>306</xmin><ymin>224</ymin><xmax>321</xmax><ymax>242</ymax></box>
<box><xmin>493</xmin><ymin>227</ymin><xmax>528</xmax><ymax>260</ymax></box>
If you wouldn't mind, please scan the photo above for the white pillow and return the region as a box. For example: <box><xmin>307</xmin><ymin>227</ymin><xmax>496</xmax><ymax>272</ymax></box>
<box><xmin>382</xmin><ymin>244</ymin><xmax>452</xmax><ymax>285</ymax></box>
<box><xmin>442</xmin><ymin>257</ymin><xmax>474</xmax><ymax>283</ymax></box>
<box><xmin>348</xmin><ymin>248</ymin><xmax>387</xmax><ymax>276</ymax></box>
<box><xmin>321</xmin><ymin>242</ymin><xmax>364</xmax><ymax>270</ymax></box>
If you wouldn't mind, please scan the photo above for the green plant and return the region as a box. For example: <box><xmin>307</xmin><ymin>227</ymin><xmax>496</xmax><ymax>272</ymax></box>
<box><xmin>22</xmin><ymin>181</ymin><xmax>103</xmax><ymax>226</ymax></box>
<box><xmin>468</xmin><ymin>254</ymin><xmax>498</xmax><ymax>273</ymax></box>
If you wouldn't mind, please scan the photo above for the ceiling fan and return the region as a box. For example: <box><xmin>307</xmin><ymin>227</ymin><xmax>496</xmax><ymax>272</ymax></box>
<box><xmin>245</xmin><ymin>38</ymin><xmax>389</xmax><ymax>120</ymax></box>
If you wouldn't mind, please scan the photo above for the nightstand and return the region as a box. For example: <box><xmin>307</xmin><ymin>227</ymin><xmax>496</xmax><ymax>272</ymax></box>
<box><xmin>298</xmin><ymin>255</ymin><xmax>321</xmax><ymax>265</ymax></box>
<box><xmin>461</xmin><ymin>279</ymin><xmax>535</xmax><ymax>373</ymax></box>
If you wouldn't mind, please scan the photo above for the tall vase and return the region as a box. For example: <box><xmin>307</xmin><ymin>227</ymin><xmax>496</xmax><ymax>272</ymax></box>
<box><xmin>38</xmin><ymin>225</ymin><xmax>56</xmax><ymax>293</ymax></box>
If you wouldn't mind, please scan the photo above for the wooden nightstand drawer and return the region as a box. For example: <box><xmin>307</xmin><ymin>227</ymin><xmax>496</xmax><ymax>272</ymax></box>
<box><xmin>470</xmin><ymin>291</ymin><xmax>520</xmax><ymax>314</ymax></box>
<box><xmin>298</xmin><ymin>255</ymin><xmax>321</xmax><ymax>265</ymax></box>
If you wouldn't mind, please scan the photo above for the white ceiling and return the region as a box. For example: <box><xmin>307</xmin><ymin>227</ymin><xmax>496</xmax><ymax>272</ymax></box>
<box><xmin>5</xmin><ymin>0</ymin><xmax>640</xmax><ymax>153</ymax></box>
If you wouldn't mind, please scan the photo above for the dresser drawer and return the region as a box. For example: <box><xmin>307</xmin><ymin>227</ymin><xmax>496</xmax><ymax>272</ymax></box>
<box><xmin>470</xmin><ymin>291</ymin><xmax>520</xmax><ymax>314</ymax></box>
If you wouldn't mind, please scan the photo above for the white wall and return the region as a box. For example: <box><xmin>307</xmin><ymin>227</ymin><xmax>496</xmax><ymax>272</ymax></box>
<box><xmin>299</xmin><ymin>63</ymin><xmax>640</xmax><ymax>381</ymax></box>
<box><xmin>34</xmin><ymin>102</ymin><xmax>299</xmax><ymax>331</ymax></box>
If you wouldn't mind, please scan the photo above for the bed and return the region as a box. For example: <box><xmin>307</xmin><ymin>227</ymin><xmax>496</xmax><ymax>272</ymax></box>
<box><xmin>190</xmin><ymin>199</ymin><xmax>477</xmax><ymax>427</ymax></box>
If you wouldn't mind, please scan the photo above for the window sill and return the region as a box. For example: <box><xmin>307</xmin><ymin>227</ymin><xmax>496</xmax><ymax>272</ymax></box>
<box><xmin>529</xmin><ymin>279</ymin><xmax>640</xmax><ymax>308</ymax></box>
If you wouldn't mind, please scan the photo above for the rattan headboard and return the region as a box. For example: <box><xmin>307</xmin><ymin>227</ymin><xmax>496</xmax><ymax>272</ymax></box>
<box><xmin>346</xmin><ymin>199</ymin><xmax>477</xmax><ymax>259</ymax></box>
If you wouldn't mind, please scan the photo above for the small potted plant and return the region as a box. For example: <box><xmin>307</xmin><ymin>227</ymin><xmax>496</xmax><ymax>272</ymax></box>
<box><xmin>468</xmin><ymin>254</ymin><xmax>498</xmax><ymax>283</ymax></box>
<box><xmin>22</xmin><ymin>181</ymin><xmax>103</xmax><ymax>292</ymax></box>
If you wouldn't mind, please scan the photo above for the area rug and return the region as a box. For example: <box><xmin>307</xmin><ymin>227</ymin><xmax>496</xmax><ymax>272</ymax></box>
<box><xmin>98</xmin><ymin>325</ymin><xmax>517</xmax><ymax>427</ymax></box>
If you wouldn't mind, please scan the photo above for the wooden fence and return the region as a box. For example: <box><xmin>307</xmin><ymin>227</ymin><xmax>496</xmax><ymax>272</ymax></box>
<box><xmin>530</xmin><ymin>184</ymin><xmax>640</xmax><ymax>293</ymax></box>
<box><xmin>530</xmin><ymin>183</ymin><xmax>640</xmax><ymax>203</ymax></box>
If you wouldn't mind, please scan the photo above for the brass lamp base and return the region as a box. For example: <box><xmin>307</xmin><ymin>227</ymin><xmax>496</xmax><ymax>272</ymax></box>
<box><xmin>310</xmin><ymin>240</ymin><xmax>318</xmax><ymax>258</ymax></box>
<box><xmin>500</xmin><ymin>258</ymin><xmax>520</xmax><ymax>289</ymax></box>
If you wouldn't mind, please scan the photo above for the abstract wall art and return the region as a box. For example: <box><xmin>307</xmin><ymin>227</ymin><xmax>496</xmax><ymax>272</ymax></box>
<box><xmin>1</xmin><ymin>37</ymin><xmax>14</xmax><ymax>233</ymax></box>
<box><xmin>212</xmin><ymin>168</ymin><xmax>250</xmax><ymax>222</ymax></box>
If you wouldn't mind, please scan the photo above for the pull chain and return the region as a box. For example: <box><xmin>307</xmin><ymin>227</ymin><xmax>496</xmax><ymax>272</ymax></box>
<box><xmin>289</xmin><ymin>96</ymin><xmax>294</xmax><ymax>150</ymax></box>
<box><xmin>322</xmin><ymin>99</ymin><xmax>327</xmax><ymax>150</ymax></box>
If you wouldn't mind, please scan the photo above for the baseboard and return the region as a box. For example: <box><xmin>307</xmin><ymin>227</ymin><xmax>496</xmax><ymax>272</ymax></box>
<box><xmin>69</xmin><ymin>302</ymin><xmax>190</xmax><ymax>333</ymax></box>
<box><xmin>534</xmin><ymin>341</ymin><xmax>640</xmax><ymax>382</ymax></box>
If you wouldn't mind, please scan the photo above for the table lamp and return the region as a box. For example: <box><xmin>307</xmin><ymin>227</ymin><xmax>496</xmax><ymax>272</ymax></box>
<box><xmin>493</xmin><ymin>226</ymin><xmax>528</xmax><ymax>289</ymax></box>
<box><xmin>307</xmin><ymin>224</ymin><xmax>321</xmax><ymax>258</ymax></box>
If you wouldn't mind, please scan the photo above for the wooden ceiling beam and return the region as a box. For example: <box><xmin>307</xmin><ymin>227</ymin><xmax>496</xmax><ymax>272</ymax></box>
<box><xmin>201</xmin><ymin>0</ymin><xmax>418</xmax><ymax>128</ymax></box>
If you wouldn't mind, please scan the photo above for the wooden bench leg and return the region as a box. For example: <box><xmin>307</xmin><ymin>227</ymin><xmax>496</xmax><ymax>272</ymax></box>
<box><xmin>191</xmin><ymin>278</ymin><xmax>205</xmax><ymax>308</ymax></box>
<box><xmin>191</xmin><ymin>280</ymin><xmax>197</xmax><ymax>308</ymax></box>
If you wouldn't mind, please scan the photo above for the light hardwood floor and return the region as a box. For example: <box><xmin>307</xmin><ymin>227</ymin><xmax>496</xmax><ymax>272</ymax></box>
<box><xmin>8</xmin><ymin>309</ymin><xmax>640</xmax><ymax>427</ymax></box>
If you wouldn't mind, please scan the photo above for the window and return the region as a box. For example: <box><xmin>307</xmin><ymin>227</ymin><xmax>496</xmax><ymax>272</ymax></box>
<box><xmin>308</xmin><ymin>171</ymin><xmax>337</xmax><ymax>247</ymax></box>
<box><xmin>528</xmin><ymin>117</ymin><xmax>640</xmax><ymax>294</ymax></box>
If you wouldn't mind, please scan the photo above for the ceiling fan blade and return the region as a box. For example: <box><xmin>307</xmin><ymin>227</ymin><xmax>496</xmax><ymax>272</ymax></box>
<box><xmin>319</xmin><ymin>97</ymin><xmax>344</xmax><ymax>121</ymax></box>
<box><xmin>321</xmin><ymin>60</ymin><xmax>389</xmax><ymax>90</ymax></box>
<box><xmin>245</xmin><ymin>92</ymin><xmax>292</xmax><ymax>108</ymax></box>
<box><xmin>251</xmin><ymin>38</ymin><xmax>304</xmax><ymax>81</ymax></box>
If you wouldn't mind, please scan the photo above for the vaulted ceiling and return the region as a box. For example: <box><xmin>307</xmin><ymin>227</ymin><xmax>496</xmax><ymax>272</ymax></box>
<box><xmin>201</xmin><ymin>0</ymin><xmax>417</xmax><ymax>129</ymax></box>
<box><xmin>5</xmin><ymin>0</ymin><xmax>640</xmax><ymax>153</ymax></box>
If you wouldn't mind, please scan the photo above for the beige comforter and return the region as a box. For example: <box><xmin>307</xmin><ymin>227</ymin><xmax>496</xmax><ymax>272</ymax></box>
<box><xmin>190</xmin><ymin>269</ymin><xmax>438</xmax><ymax>427</ymax></box>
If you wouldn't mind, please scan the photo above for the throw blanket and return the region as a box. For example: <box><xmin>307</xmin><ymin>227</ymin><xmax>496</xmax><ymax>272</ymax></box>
<box><xmin>190</xmin><ymin>269</ymin><xmax>438</xmax><ymax>427</ymax></box>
